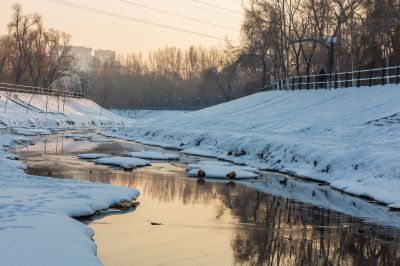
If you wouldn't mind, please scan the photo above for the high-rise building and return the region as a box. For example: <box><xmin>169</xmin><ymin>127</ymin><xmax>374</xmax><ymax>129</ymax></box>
<box><xmin>94</xmin><ymin>49</ymin><xmax>116</xmax><ymax>64</ymax></box>
<box><xmin>69</xmin><ymin>46</ymin><xmax>93</xmax><ymax>71</ymax></box>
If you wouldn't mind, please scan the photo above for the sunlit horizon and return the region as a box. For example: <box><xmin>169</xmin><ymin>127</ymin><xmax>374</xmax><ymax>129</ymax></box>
<box><xmin>0</xmin><ymin>0</ymin><xmax>244</xmax><ymax>54</ymax></box>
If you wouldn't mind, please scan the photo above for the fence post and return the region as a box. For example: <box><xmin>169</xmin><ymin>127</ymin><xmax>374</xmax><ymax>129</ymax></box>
<box><xmin>345</xmin><ymin>72</ymin><xmax>349</xmax><ymax>88</ymax></box>
<box><xmin>292</xmin><ymin>77</ymin><xmax>295</xmax><ymax>91</ymax></box>
<box><xmin>306</xmin><ymin>75</ymin><xmax>310</xmax><ymax>90</ymax></box>
<box><xmin>334</xmin><ymin>73</ymin><xmax>338</xmax><ymax>89</ymax></box>
<box><xmin>328</xmin><ymin>73</ymin><xmax>332</xmax><ymax>89</ymax></box>
<box><xmin>299</xmin><ymin>76</ymin><xmax>302</xmax><ymax>90</ymax></box>
<box><xmin>314</xmin><ymin>74</ymin><xmax>317</xmax><ymax>90</ymax></box>
<box><xmin>369</xmin><ymin>69</ymin><xmax>372</xmax><ymax>87</ymax></box>
<box><xmin>382</xmin><ymin>68</ymin><xmax>385</xmax><ymax>85</ymax></box>
<box><xmin>396</xmin><ymin>66</ymin><xmax>400</xmax><ymax>85</ymax></box>
<box><xmin>357</xmin><ymin>71</ymin><xmax>361</xmax><ymax>87</ymax></box>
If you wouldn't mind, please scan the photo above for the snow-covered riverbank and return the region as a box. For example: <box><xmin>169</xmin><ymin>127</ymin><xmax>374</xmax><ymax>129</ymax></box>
<box><xmin>0</xmin><ymin>133</ymin><xmax>139</xmax><ymax>266</ymax></box>
<box><xmin>105</xmin><ymin>85</ymin><xmax>400</xmax><ymax>208</ymax></box>
<box><xmin>0</xmin><ymin>93</ymin><xmax>140</xmax><ymax>265</ymax></box>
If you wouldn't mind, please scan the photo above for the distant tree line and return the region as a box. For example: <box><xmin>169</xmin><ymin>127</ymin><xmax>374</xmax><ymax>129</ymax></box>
<box><xmin>0</xmin><ymin>4</ymin><xmax>75</xmax><ymax>89</ymax></box>
<box><xmin>84</xmin><ymin>45</ymin><xmax>262</xmax><ymax>108</ymax></box>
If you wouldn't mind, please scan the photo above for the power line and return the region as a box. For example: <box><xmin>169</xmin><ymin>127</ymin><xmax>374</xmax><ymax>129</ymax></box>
<box><xmin>192</xmin><ymin>0</ymin><xmax>242</xmax><ymax>15</ymax></box>
<box><xmin>120</xmin><ymin>0</ymin><xmax>239</xmax><ymax>32</ymax></box>
<box><xmin>48</xmin><ymin>0</ymin><xmax>236</xmax><ymax>43</ymax></box>
<box><xmin>169</xmin><ymin>0</ymin><xmax>241</xmax><ymax>19</ymax></box>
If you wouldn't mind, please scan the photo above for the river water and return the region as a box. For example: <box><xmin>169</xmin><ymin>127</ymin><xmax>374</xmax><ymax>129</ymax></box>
<box><xmin>11</xmin><ymin>132</ymin><xmax>400</xmax><ymax>266</ymax></box>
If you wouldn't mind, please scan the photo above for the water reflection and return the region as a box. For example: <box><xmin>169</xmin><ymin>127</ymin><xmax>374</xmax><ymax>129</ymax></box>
<box><xmin>24</xmin><ymin>158</ymin><xmax>400</xmax><ymax>266</ymax></box>
<box><xmin>14</xmin><ymin>135</ymin><xmax>400</xmax><ymax>266</ymax></box>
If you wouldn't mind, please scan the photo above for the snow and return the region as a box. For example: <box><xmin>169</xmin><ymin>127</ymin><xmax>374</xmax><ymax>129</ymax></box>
<box><xmin>95</xmin><ymin>156</ymin><xmax>150</xmax><ymax>168</ymax></box>
<box><xmin>106</xmin><ymin>85</ymin><xmax>400</xmax><ymax>206</ymax></box>
<box><xmin>137</xmin><ymin>139</ymin><xmax>181</xmax><ymax>150</ymax></box>
<box><xmin>181</xmin><ymin>148</ymin><xmax>217</xmax><ymax>157</ymax></box>
<box><xmin>0</xmin><ymin>92</ymin><xmax>126</xmax><ymax>128</ymax></box>
<box><xmin>124</xmin><ymin>151</ymin><xmax>180</xmax><ymax>160</ymax></box>
<box><xmin>109</xmin><ymin>109</ymin><xmax>187</xmax><ymax>120</ymax></box>
<box><xmin>186</xmin><ymin>161</ymin><xmax>260</xmax><ymax>179</ymax></box>
<box><xmin>0</xmin><ymin>134</ymin><xmax>140</xmax><ymax>266</ymax></box>
<box><xmin>78</xmin><ymin>153</ymin><xmax>112</xmax><ymax>160</ymax></box>
<box><xmin>11</xmin><ymin>128</ymin><xmax>52</xmax><ymax>136</ymax></box>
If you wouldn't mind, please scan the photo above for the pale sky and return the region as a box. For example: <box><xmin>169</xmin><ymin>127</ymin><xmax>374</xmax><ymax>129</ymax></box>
<box><xmin>0</xmin><ymin>0</ymin><xmax>244</xmax><ymax>54</ymax></box>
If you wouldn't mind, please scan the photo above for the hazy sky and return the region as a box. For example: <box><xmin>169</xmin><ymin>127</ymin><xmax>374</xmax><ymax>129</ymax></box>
<box><xmin>0</xmin><ymin>0</ymin><xmax>244</xmax><ymax>54</ymax></box>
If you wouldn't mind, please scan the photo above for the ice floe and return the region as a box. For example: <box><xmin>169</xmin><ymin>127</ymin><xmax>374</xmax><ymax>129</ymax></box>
<box><xmin>95</xmin><ymin>156</ymin><xmax>150</xmax><ymax>169</ymax></box>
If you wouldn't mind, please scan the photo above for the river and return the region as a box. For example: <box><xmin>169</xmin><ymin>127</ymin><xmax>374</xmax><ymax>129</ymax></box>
<box><xmin>11</xmin><ymin>132</ymin><xmax>400</xmax><ymax>266</ymax></box>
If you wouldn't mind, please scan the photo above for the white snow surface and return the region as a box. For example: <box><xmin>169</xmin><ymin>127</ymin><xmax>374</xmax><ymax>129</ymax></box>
<box><xmin>0</xmin><ymin>135</ymin><xmax>140</xmax><ymax>266</ymax></box>
<box><xmin>109</xmin><ymin>109</ymin><xmax>187</xmax><ymax>120</ymax></box>
<box><xmin>107</xmin><ymin>85</ymin><xmax>400</xmax><ymax>206</ymax></box>
<box><xmin>0</xmin><ymin>92</ymin><xmax>125</xmax><ymax>128</ymax></box>
<box><xmin>187</xmin><ymin>161</ymin><xmax>260</xmax><ymax>179</ymax></box>
<box><xmin>95</xmin><ymin>156</ymin><xmax>150</xmax><ymax>168</ymax></box>
<box><xmin>11</xmin><ymin>128</ymin><xmax>52</xmax><ymax>136</ymax></box>
<box><xmin>181</xmin><ymin>148</ymin><xmax>217</xmax><ymax>157</ymax></box>
<box><xmin>124</xmin><ymin>151</ymin><xmax>180</xmax><ymax>160</ymax></box>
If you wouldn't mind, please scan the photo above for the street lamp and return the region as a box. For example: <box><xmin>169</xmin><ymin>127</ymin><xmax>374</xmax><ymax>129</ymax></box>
<box><xmin>326</xmin><ymin>36</ymin><xmax>338</xmax><ymax>74</ymax></box>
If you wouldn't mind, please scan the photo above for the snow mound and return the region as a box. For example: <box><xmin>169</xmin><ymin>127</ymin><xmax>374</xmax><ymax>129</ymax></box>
<box><xmin>95</xmin><ymin>156</ymin><xmax>150</xmax><ymax>169</ymax></box>
<box><xmin>78</xmin><ymin>153</ymin><xmax>112</xmax><ymax>160</ymax></box>
<box><xmin>124</xmin><ymin>151</ymin><xmax>179</xmax><ymax>160</ymax></box>
<box><xmin>186</xmin><ymin>161</ymin><xmax>260</xmax><ymax>179</ymax></box>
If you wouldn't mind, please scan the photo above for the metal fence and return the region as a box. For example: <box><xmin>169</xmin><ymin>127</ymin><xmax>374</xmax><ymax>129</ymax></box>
<box><xmin>263</xmin><ymin>65</ymin><xmax>400</xmax><ymax>91</ymax></box>
<box><xmin>0</xmin><ymin>82</ymin><xmax>84</xmax><ymax>98</ymax></box>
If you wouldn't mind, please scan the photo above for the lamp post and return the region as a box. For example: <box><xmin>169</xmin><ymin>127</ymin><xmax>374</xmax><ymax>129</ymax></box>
<box><xmin>326</xmin><ymin>36</ymin><xmax>338</xmax><ymax>74</ymax></box>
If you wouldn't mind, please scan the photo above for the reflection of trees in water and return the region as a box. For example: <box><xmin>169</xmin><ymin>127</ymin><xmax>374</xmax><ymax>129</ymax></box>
<box><xmin>227</xmin><ymin>189</ymin><xmax>400</xmax><ymax>266</ymax></box>
<box><xmin>86</xmin><ymin>169</ymin><xmax>400</xmax><ymax>266</ymax></box>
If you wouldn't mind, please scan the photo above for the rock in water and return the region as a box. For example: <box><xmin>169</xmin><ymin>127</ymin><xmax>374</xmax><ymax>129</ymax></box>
<box><xmin>226</xmin><ymin>171</ymin><xmax>236</xmax><ymax>179</ymax></box>
<box><xmin>197</xmin><ymin>169</ymin><xmax>205</xmax><ymax>177</ymax></box>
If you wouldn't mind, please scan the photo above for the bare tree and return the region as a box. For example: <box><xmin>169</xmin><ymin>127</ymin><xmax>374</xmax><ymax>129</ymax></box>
<box><xmin>7</xmin><ymin>4</ymin><xmax>38</xmax><ymax>85</ymax></box>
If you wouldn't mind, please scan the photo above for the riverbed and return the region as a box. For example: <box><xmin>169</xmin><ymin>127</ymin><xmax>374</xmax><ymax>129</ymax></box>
<box><xmin>11</xmin><ymin>132</ymin><xmax>400</xmax><ymax>266</ymax></box>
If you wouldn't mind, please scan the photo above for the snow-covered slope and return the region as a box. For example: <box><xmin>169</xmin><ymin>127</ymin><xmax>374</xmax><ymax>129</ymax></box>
<box><xmin>109</xmin><ymin>109</ymin><xmax>190</xmax><ymax>120</ymax></box>
<box><xmin>107</xmin><ymin>84</ymin><xmax>400</xmax><ymax>207</ymax></box>
<box><xmin>0</xmin><ymin>92</ymin><xmax>125</xmax><ymax>128</ymax></box>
